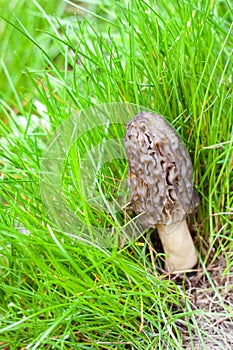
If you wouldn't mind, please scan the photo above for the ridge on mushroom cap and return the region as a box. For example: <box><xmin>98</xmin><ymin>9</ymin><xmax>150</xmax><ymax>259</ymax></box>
<box><xmin>124</xmin><ymin>112</ymin><xmax>199</xmax><ymax>227</ymax></box>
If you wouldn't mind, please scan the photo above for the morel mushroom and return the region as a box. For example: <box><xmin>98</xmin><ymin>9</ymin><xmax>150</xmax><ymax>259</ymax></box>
<box><xmin>124</xmin><ymin>112</ymin><xmax>199</xmax><ymax>272</ymax></box>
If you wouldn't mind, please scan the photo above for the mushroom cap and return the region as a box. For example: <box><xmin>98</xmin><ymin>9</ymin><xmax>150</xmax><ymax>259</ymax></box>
<box><xmin>124</xmin><ymin>112</ymin><xmax>199</xmax><ymax>227</ymax></box>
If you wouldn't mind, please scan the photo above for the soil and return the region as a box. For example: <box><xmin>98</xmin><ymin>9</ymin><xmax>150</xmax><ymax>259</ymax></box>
<box><xmin>173</xmin><ymin>255</ymin><xmax>233</xmax><ymax>350</ymax></box>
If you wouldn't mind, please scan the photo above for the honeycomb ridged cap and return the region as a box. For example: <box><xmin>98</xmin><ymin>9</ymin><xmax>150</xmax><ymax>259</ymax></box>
<box><xmin>124</xmin><ymin>112</ymin><xmax>199</xmax><ymax>227</ymax></box>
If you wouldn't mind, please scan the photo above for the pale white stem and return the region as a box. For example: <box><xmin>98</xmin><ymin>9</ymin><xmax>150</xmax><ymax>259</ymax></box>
<box><xmin>157</xmin><ymin>220</ymin><xmax>198</xmax><ymax>272</ymax></box>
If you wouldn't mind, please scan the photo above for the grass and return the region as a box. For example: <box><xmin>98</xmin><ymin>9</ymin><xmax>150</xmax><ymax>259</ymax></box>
<box><xmin>0</xmin><ymin>0</ymin><xmax>233</xmax><ymax>349</ymax></box>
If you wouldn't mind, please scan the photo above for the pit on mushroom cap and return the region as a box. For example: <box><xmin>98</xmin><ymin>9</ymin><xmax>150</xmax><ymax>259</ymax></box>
<box><xmin>124</xmin><ymin>112</ymin><xmax>199</xmax><ymax>272</ymax></box>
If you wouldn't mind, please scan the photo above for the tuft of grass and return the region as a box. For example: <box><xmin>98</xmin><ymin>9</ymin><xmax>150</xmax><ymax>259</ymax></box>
<box><xmin>0</xmin><ymin>0</ymin><xmax>232</xmax><ymax>349</ymax></box>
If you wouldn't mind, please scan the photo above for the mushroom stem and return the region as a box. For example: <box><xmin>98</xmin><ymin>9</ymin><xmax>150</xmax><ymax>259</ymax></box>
<box><xmin>157</xmin><ymin>220</ymin><xmax>197</xmax><ymax>272</ymax></box>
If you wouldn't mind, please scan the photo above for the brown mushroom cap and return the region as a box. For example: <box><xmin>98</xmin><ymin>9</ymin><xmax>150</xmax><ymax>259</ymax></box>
<box><xmin>124</xmin><ymin>112</ymin><xmax>199</xmax><ymax>227</ymax></box>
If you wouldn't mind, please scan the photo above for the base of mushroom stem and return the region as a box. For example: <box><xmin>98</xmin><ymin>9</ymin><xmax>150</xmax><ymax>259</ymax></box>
<box><xmin>157</xmin><ymin>220</ymin><xmax>198</xmax><ymax>273</ymax></box>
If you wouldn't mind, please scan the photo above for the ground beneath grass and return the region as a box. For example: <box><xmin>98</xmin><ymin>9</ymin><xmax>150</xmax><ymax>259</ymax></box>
<box><xmin>179</xmin><ymin>255</ymin><xmax>233</xmax><ymax>349</ymax></box>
